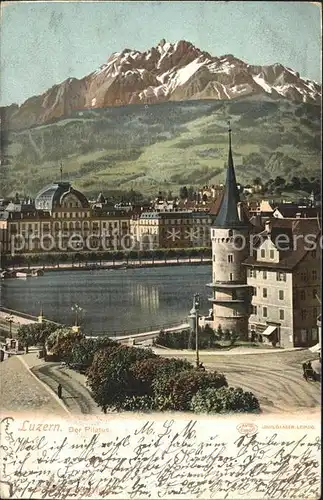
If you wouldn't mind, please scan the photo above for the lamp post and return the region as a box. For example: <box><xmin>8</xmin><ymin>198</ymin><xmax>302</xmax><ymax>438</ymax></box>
<box><xmin>189</xmin><ymin>293</ymin><xmax>200</xmax><ymax>368</ymax></box>
<box><xmin>5</xmin><ymin>314</ymin><xmax>14</xmax><ymax>339</ymax></box>
<box><xmin>71</xmin><ymin>304</ymin><xmax>83</xmax><ymax>332</ymax></box>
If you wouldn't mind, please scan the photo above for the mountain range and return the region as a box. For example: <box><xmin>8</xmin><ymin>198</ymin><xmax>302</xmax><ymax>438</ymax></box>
<box><xmin>0</xmin><ymin>40</ymin><xmax>321</xmax><ymax>198</ymax></box>
<box><xmin>2</xmin><ymin>39</ymin><xmax>321</xmax><ymax>131</ymax></box>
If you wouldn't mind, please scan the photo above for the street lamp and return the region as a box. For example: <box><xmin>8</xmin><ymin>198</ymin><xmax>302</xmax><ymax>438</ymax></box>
<box><xmin>5</xmin><ymin>314</ymin><xmax>14</xmax><ymax>339</ymax></box>
<box><xmin>189</xmin><ymin>293</ymin><xmax>200</xmax><ymax>368</ymax></box>
<box><xmin>71</xmin><ymin>304</ymin><xmax>83</xmax><ymax>328</ymax></box>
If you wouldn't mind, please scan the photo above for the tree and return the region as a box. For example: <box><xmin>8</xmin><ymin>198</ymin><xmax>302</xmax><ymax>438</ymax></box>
<box><xmin>152</xmin><ymin>369</ymin><xmax>228</xmax><ymax>411</ymax></box>
<box><xmin>190</xmin><ymin>387</ymin><xmax>260</xmax><ymax>414</ymax></box>
<box><xmin>17</xmin><ymin>322</ymin><xmax>58</xmax><ymax>353</ymax></box>
<box><xmin>47</xmin><ymin>327</ymin><xmax>85</xmax><ymax>361</ymax></box>
<box><xmin>217</xmin><ymin>325</ymin><xmax>224</xmax><ymax>340</ymax></box>
<box><xmin>70</xmin><ymin>336</ymin><xmax>117</xmax><ymax>369</ymax></box>
<box><xmin>86</xmin><ymin>345</ymin><xmax>157</xmax><ymax>412</ymax></box>
<box><xmin>229</xmin><ymin>329</ymin><xmax>239</xmax><ymax>346</ymax></box>
<box><xmin>179</xmin><ymin>186</ymin><xmax>188</xmax><ymax>199</ymax></box>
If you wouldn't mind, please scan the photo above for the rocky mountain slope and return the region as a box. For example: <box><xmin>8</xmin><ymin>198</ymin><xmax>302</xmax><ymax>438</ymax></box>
<box><xmin>1</xmin><ymin>98</ymin><xmax>320</xmax><ymax>197</ymax></box>
<box><xmin>2</xmin><ymin>40</ymin><xmax>321</xmax><ymax>131</ymax></box>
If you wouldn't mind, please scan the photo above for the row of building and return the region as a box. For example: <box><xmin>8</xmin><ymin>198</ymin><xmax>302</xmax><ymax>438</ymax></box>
<box><xmin>0</xmin><ymin>182</ymin><xmax>320</xmax><ymax>255</ymax></box>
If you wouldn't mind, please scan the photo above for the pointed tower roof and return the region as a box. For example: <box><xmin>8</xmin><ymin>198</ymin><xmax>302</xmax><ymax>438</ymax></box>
<box><xmin>213</xmin><ymin>123</ymin><xmax>248</xmax><ymax>228</ymax></box>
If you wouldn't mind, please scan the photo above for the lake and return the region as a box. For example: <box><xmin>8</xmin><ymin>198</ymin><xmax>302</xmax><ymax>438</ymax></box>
<box><xmin>0</xmin><ymin>265</ymin><xmax>212</xmax><ymax>335</ymax></box>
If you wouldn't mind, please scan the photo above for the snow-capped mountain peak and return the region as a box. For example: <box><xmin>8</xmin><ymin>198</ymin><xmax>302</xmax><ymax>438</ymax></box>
<box><xmin>3</xmin><ymin>39</ymin><xmax>321</xmax><ymax>130</ymax></box>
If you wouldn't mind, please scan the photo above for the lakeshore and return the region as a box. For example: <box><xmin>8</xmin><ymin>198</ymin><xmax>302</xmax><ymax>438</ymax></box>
<box><xmin>1</xmin><ymin>264</ymin><xmax>212</xmax><ymax>334</ymax></box>
<box><xmin>5</xmin><ymin>256</ymin><xmax>211</xmax><ymax>273</ymax></box>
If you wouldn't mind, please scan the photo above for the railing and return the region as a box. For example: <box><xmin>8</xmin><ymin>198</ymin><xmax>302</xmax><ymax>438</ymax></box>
<box><xmin>0</xmin><ymin>306</ymin><xmax>61</xmax><ymax>326</ymax></box>
<box><xmin>87</xmin><ymin>321</ymin><xmax>190</xmax><ymax>338</ymax></box>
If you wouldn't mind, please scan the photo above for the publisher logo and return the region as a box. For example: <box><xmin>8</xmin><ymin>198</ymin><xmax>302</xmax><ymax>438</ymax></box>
<box><xmin>236</xmin><ymin>423</ymin><xmax>258</xmax><ymax>435</ymax></box>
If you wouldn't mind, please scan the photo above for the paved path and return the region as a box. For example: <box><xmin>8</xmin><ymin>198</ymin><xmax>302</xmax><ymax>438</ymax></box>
<box><xmin>32</xmin><ymin>363</ymin><xmax>102</xmax><ymax>415</ymax></box>
<box><xmin>0</xmin><ymin>356</ymin><xmax>66</xmax><ymax>416</ymax></box>
<box><xmin>159</xmin><ymin>349</ymin><xmax>321</xmax><ymax>413</ymax></box>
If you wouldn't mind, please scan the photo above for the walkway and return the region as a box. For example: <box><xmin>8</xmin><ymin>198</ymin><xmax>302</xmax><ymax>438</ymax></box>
<box><xmin>0</xmin><ymin>355</ymin><xmax>66</xmax><ymax>416</ymax></box>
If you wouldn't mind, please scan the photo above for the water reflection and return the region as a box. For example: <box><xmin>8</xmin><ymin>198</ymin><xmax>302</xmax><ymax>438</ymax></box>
<box><xmin>131</xmin><ymin>284</ymin><xmax>159</xmax><ymax>311</ymax></box>
<box><xmin>1</xmin><ymin>266</ymin><xmax>211</xmax><ymax>334</ymax></box>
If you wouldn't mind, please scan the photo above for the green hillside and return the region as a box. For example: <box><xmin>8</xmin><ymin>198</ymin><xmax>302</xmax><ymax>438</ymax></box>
<box><xmin>1</xmin><ymin>97</ymin><xmax>321</xmax><ymax>197</ymax></box>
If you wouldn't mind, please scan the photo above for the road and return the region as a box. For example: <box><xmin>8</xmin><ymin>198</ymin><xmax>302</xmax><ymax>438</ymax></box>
<box><xmin>1</xmin><ymin>349</ymin><xmax>320</xmax><ymax>416</ymax></box>
<box><xmin>160</xmin><ymin>349</ymin><xmax>321</xmax><ymax>413</ymax></box>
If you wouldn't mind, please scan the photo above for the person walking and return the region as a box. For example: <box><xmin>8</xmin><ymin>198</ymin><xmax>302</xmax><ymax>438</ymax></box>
<box><xmin>57</xmin><ymin>383</ymin><xmax>62</xmax><ymax>399</ymax></box>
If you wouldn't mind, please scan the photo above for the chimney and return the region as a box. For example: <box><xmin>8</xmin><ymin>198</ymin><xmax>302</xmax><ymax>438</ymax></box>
<box><xmin>265</xmin><ymin>220</ymin><xmax>271</xmax><ymax>233</ymax></box>
<box><xmin>237</xmin><ymin>202</ymin><xmax>243</xmax><ymax>221</ymax></box>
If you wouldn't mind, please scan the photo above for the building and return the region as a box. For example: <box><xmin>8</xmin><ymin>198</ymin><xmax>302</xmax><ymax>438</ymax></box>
<box><xmin>243</xmin><ymin>218</ymin><xmax>321</xmax><ymax>348</ymax></box>
<box><xmin>208</xmin><ymin>126</ymin><xmax>252</xmax><ymax>339</ymax></box>
<box><xmin>130</xmin><ymin>211</ymin><xmax>212</xmax><ymax>250</ymax></box>
<box><xmin>5</xmin><ymin>181</ymin><xmax>131</xmax><ymax>254</ymax></box>
<box><xmin>272</xmin><ymin>203</ymin><xmax>320</xmax><ymax>219</ymax></box>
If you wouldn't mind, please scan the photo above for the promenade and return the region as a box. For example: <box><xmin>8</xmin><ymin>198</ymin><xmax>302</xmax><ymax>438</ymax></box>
<box><xmin>1</xmin><ymin>346</ymin><xmax>320</xmax><ymax>416</ymax></box>
<box><xmin>0</xmin><ymin>354</ymin><xmax>66</xmax><ymax>416</ymax></box>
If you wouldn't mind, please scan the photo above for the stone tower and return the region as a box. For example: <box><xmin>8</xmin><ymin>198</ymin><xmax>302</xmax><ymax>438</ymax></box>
<box><xmin>208</xmin><ymin>124</ymin><xmax>252</xmax><ymax>339</ymax></box>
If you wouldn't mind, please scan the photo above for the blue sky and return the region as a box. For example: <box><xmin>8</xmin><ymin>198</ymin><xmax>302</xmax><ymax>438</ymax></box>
<box><xmin>0</xmin><ymin>1</ymin><xmax>321</xmax><ymax>106</ymax></box>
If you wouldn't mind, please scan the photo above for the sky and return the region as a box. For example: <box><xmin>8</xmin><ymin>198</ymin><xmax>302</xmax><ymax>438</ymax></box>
<box><xmin>0</xmin><ymin>1</ymin><xmax>321</xmax><ymax>106</ymax></box>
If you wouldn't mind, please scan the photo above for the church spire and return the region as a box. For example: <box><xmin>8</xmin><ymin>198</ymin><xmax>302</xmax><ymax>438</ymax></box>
<box><xmin>213</xmin><ymin>122</ymin><xmax>246</xmax><ymax>228</ymax></box>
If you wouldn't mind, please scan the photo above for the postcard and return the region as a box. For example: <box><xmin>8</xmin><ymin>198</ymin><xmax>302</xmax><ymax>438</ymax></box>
<box><xmin>0</xmin><ymin>1</ymin><xmax>321</xmax><ymax>499</ymax></box>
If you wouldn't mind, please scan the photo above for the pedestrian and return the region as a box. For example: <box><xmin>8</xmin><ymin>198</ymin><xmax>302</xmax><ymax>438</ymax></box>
<box><xmin>57</xmin><ymin>383</ymin><xmax>62</xmax><ymax>399</ymax></box>
<box><xmin>199</xmin><ymin>362</ymin><xmax>206</xmax><ymax>371</ymax></box>
<box><xmin>302</xmin><ymin>362</ymin><xmax>308</xmax><ymax>381</ymax></box>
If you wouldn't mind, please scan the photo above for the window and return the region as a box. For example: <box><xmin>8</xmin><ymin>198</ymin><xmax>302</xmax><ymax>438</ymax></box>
<box><xmin>263</xmin><ymin>270</ymin><xmax>267</xmax><ymax>279</ymax></box>
<box><xmin>248</xmin><ymin>269</ymin><xmax>256</xmax><ymax>278</ymax></box>
<box><xmin>263</xmin><ymin>288</ymin><xmax>267</xmax><ymax>298</ymax></box>
<box><xmin>279</xmin><ymin>309</ymin><xmax>284</xmax><ymax>320</ymax></box>
<box><xmin>229</xmin><ymin>273</ymin><xmax>233</xmax><ymax>281</ymax></box>
<box><xmin>312</xmin><ymin>270</ymin><xmax>317</xmax><ymax>280</ymax></box>
<box><xmin>270</xmin><ymin>250</ymin><xmax>275</xmax><ymax>259</ymax></box>
<box><xmin>300</xmin><ymin>271</ymin><xmax>308</xmax><ymax>282</ymax></box>
<box><xmin>301</xmin><ymin>310</ymin><xmax>307</xmax><ymax>320</ymax></box>
<box><xmin>252</xmin><ymin>305</ymin><xmax>257</xmax><ymax>315</ymax></box>
<box><xmin>261</xmin><ymin>249</ymin><xmax>265</xmax><ymax>258</ymax></box>
<box><xmin>277</xmin><ymin>272</ymin><xmax>286</xmax><ymax>282</ymax></box>
<box><xmin>263</xmin><ymin>307</ymin><xmax>268</xmax><ymax>317</ymax></box>
<box><xmin>228</xmin><ymin>254</ymin><xmax>233</xmax><ymax>263</ymax></box>
<box><xmin>313</xmin><ymin>289</ymin><xmax>317</xmax><ymax>299</ymax></box>
<box><xmin>279</xmin><ymin>290</ymin><xmax>284</xmax><ymax>300</ymax></box>
<box><xmin>253</xmin><ymin>287</ymin><xmax>257</xmax><ymax>296</ymax></box>
<box><xmin>300</xmin><ymin>290</ymin><xmax>306</xmax><ymax>300</ymax></box>
<box><xmin>313</xmin><ymin>307</ymin><xmax>318</xmax><ymax>319</ymax></box>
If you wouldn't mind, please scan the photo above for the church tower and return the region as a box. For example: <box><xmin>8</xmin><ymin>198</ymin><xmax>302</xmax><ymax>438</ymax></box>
<box><xmin>208</xmin><ymin>124</ymin><xmax>252</xmax><ymax>339</ymax></box>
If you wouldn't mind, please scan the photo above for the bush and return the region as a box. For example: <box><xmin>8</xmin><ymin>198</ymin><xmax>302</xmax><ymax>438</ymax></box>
<box><xmin>49</xmin><ymin>328</ymin><xmax>85</xmax><ymax>361</ymax></box>
<box><xmin>17</xmin><ymin>322</ymin><xmax>58</xmax><ymax>351</ymax></box>
<box><xmin>86</xmin><ymin>345</ymin><xmax>157</xmax><ymax>412</ymax></box>
<box><xmin>121</xmin><ymin>395</ymin><xmax>156</xmax><ymax>412</ymax></box>
<box><xmin>130</xmin><ymin>357</ymin><xmax>169</xmax><ymax>396</ymax></box>
<box><xmin>191</xmin><ymin>387</ymin><xmax>260</xmax><ymax>414</ymax></box>
<box><xmin>153</xmin><ymin>368</ymin><xmax>228</xmax><ymax>411</ymax></box>
<box><xmin>70</xmin><ymin>336</ymin><xmax>117</xmax><ymax>369</ymax></box>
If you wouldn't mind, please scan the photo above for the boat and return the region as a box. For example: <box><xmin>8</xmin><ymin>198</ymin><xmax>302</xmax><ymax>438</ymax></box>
<box><xmin>16</xmin><ymin>271</ymin><xmax>32</xmax><ymax>279</ymax></box>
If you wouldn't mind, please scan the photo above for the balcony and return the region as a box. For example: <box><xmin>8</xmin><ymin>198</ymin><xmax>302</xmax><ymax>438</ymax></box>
<box><xmin>208</xmin><ymin>297</ymin><xmax>245</xmax><ymax>304</ymax></box>
<box><xmin>206</xmin><ymin>282</ymin><xmax>250</xmax><ymax>289</ymax></box>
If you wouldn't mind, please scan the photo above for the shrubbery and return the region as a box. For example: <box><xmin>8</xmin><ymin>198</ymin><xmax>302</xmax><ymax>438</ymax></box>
<box><xmin>47</xmin><ymin>328</ymin><xmax>260</xmax><ymax>414</ymax></box>
<box><xmin>191</xmin><ymin>387</ymin><xmax>260</xmax><ymax>414</ymax></box>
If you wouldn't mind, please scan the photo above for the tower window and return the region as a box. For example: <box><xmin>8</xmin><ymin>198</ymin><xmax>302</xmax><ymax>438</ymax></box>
<box><xmin>229</xmin><ymin>273</ymin><xmax>233</xmax><ymax>281</ymax></box>
<box><xmin>270</xmin><ymin>250</ymin><xmax>275</xmax><ymax>259</ymax></box>
<box><xmin>279</xmin><ymin>290</ymin><xmax>284</xmax><ymax>300</ymax></box>
<box><xmin>252</xmin><ymin>305</ymin><xmax>257</xmax><ymax>315</ymax></box>
<box><xmin>228</xmin><ymin>254</ymin><xmax>234</xmax><ymax>263</ymax></box>
<box><xmin>263</xmin><ymin>271</ymin><xmax>267</xmax><ymax>279</ymax></box>
<box><xmin>279</xmin><ymin>309</ymin><xmax>285</xmax><ymax>320</ymax></box>
<box><xmin>261</xmin><ymin>249</ymin><xmax>265</xmax><ymax>258</ymax></box>
<box><xmin>263</xmin><ymin>288</ymin><xmax>267</xmax><ymax>298</ymax></box>
<box><xmin>263</xmin><ymin>307</ymin><xmax>267</xmax><ymax>317</ymax></box>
